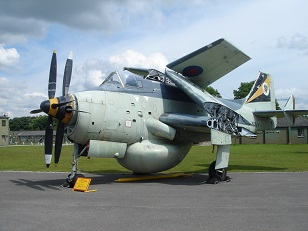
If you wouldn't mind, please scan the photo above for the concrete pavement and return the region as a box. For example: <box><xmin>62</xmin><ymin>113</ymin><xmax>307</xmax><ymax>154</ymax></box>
<box><xmin>1</xmin><ymin>171</ymin><xmax>307</xmax><ymax>231</ymax></box>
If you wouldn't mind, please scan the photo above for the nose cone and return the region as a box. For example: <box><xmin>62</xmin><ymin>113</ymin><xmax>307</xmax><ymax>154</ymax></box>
<box><xmin>40</xmin><ymin>98</ymin><xmax>58</xmax><ymax>117</ymax></box>
<box><xmin>40</xmin><ymin>100</ymin><xmax>51</xmax><ymax>114</ymax></box>
<box><xmin>39</xmin><ymin>96</ymin><xmax>75</xmax><ymax>124</ymax></box>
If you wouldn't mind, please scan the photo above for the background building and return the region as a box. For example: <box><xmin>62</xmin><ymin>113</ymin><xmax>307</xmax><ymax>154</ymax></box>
<box><xmin>0</xmin><ymin>115</ymin><xmax>10</xmax><ymax>146</ymax></box>
<box><xmin>9</xmin><ymin>130</ymin><xmax>70</xmax><ymax>145</ymax></box>
<box><xmin>234</xmin><ymin>117</ymin><xmax>308</xmax><ymax>144</ymax></box>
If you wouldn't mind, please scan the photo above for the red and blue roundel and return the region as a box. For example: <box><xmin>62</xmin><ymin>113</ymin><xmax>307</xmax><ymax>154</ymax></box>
<box><xmin>183</xmin><ymin>66</ymin><xmax>203</xmax><ymax>77</ymax></box>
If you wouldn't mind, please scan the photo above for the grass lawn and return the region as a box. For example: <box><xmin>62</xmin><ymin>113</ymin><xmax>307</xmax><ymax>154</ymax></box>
<box><xmin>0</xmin><ymin>144</ymin><xmax>307</xmax><ymax>173</ymax></box>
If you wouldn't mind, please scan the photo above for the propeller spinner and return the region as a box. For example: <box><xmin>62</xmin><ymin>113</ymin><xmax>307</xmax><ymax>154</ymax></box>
<box><xmin>30</xmin><ymin>51</ymin><xmax>74</xmax><ymax>167</ymax></box>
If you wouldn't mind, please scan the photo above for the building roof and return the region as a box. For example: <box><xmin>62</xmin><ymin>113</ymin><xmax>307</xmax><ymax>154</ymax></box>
<box><xmin>277</xmin><ymin>117</ymin><xmax>308</xmax><ymax>128</ymax></box>
<box><xmin>11</xmin><ymin>130</ymin><xmax>56</xmax><ymax>136</ymax></box>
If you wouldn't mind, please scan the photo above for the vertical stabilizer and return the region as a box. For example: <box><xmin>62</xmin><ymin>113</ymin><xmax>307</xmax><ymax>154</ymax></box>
<box><xmin>245</xmin><ymin>72</ymin><xmax>276</xmax><ymax>111</ymax></box>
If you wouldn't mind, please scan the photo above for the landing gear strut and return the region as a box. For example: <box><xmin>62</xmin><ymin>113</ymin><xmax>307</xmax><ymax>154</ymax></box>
<box><xmin>206</xmin><ymin>161</ymin><xmax>230</xmax><ymax>184</ymax></box>
<box><xmin>61</xmin><ymin>143</ymin><xmax>87</xmax><ymax>188</ymax></box>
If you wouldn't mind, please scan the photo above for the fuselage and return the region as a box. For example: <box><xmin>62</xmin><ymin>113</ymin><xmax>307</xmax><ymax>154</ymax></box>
<box><xmin>66</xmin><ymin>73</ymin><xmax>210</xmax><ymax>146</ymax></box>
<box><xmin>62</xmin><ymin>72</ymin><xmax>210</xmax><ymax>173</ymax></box>
<box><xmin>42</xmin><ymin>71</ymin><xmax>277</xmax><ymax>173</ymax></box>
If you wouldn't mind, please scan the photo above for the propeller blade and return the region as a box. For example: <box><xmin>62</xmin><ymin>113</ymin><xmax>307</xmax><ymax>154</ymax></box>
<box><xmin>45</xmin><ymin>115</ymin><xmax>53</xmax><ymax>168</ymax></box>
<box><xmin>54</xmin><ymin>122</ymin><xmax>64</xmax><ymax>164</ymax></box>
<box><xmin>30</xmin><ymin>109</ymin><xmax>42</xmax><ymax>114</ymax></box>
<box><xmin>62</xmin><ymin>51</ymin><xmax>73</xmax><ymax>96</ymax></box>
<box><xmin>48</xmin><ymin>50</ymin><xmax>57</xmax><ymax>99</ymax></box>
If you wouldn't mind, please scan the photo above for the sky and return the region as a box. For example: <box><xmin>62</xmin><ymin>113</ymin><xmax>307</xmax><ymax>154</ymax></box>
<box><xmin>1</xmin><ymin>0</ymin><xmax>308</xmax><ymax>118</ymax></box>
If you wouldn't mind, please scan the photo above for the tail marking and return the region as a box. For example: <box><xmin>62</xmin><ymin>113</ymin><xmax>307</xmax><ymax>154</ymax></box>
<box><xmin>246</xmin><ymin>72</ymin><xmax>271</xmax><ymax>104</ymax></box>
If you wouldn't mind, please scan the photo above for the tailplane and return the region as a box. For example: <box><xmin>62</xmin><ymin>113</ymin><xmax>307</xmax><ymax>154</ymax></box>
<box><xmin>245</xmin><ymin>72</ymin><xmax>276</xmax><ymax>111</ymax></box>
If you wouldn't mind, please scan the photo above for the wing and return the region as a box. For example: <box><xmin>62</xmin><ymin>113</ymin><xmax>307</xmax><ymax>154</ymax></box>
<box><xmin>166</xmin><ymin>38</ymin><xmax>251</xmax><ymax>88</ymax></box>
<box><xmin>165</xmin><ymin>69</ymin><xmax>251</xmax><ymax>135</ymax></box>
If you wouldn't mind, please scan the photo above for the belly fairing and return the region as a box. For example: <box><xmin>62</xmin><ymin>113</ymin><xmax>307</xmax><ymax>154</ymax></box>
<box><xmin>117</xmin><ymin>139</ymin><xmax>192</xmax><ymax>173</ymax></box>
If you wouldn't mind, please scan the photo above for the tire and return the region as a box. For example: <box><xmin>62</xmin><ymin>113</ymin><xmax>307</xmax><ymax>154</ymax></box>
<box><xmin>67</xmin><ymin>173</ymin><xmax>85</xmax><ymax>188</ymax></box>
<box><xmin>208</xmin><ymin>161</ymin><xmax>227</xmax><ymax>181</ymax></box>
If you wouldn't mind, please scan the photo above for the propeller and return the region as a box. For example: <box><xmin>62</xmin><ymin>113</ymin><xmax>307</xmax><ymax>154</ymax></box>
<box><xmin>54</xmin><ymin>51</ymin><xmax>73</xmax><ymax>165</ymax></box>
<box><xmin>44</xmin><ymin>51</ymin><xmax>57</xmax><ymax>167</ymax></box>
<box><xmin>31</xmin><ymin>50</ymin><xmax>73</xmax><ymax>167</ymax></box>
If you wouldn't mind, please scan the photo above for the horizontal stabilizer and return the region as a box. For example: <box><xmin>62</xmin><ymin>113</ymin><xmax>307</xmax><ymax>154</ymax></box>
<box><xmin>253</xmin><ymin>96</ymin><xmax>308</xmax><ymax>125</ymax></box>
<box><xmin>253</xmin><ymin>110</ymin><xmax>308</xmax><ymax>118</ymax></box>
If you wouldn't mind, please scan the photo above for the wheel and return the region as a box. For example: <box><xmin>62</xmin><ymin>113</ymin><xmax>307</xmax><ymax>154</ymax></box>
<box><xmin>66</xmin><ymin>173</ymin><xmax>85</xmax><ymax>188</ymax></box>
<box><xmin>208</xmin><ymin>161</ymin><xmax>227</xmax><ymax>181</ymax></box>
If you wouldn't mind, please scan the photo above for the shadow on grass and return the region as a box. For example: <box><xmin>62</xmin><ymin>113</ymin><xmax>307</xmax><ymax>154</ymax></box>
<box><xmin>228</xmin><ymin>165</ymin><xmax>287</xmax><ymax>172</ymax></box>
<box><xmin>290</xmin><ymin>151</ymin><xmax>308</xmax><ymax>154</ymax></box>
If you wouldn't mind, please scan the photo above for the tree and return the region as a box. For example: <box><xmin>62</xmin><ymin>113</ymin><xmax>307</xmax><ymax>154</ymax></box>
<box><xmin>233</xmin><ymin>81</ymin><xmax>254</xmax><ymax>99</ymax></box>
<box><xmin>9</xmin><ymin>116</ymin><xmax>58</xmax><ymax>131</ymax></box>
<box><xmin>29</xmin><ymin>116</ymin><xmax>50</xmax><ymax>130</ymax></box>
<box><xmin>275</xmin><ymin>100</ymin><xmax>281</xmax><ymax>110</ymax></box>
<box><xmin>233</xmin><ymin>81</ymin><xmax>281</xmax><ymax>110</ymax></box>
<box><xmin>205</xmin><ymin>86</ymin><xmax>221</xmax><ymax>98</ymax></box>
<box><xmin>9</xmin><ymin>117</ymin><xmax>33</xmax><ymax>131</ymax></box>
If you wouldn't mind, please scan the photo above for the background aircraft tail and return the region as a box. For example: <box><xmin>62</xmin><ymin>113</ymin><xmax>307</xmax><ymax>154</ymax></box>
<box><xmin>244</xmin><ymin>72</ymin><xmax>276</xmax><ymax>111</ymax></box>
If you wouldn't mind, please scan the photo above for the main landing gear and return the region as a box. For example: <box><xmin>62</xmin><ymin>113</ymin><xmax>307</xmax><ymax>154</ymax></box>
<box><xmin>206</xmin><ymin>129</ymin><xmax>232</xmax><ymax>184</ymax></box>
<box><xmin>206</xmin><ymin>161</ymin><xmax>230</xmax><ymax>184</ymax></box>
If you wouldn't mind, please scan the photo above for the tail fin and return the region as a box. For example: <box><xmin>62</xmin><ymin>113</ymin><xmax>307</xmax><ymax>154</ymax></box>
<box><xmin>245</xmin><ymin>72</ymin><xmax>276</xmax><ymax>110</ymax></box>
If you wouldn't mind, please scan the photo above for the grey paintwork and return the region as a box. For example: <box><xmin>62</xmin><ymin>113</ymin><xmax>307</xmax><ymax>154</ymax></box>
<box><xmin>36</xmin><ymin>39</ymin><xmax>308</xmax><ymax>176</ymax></box>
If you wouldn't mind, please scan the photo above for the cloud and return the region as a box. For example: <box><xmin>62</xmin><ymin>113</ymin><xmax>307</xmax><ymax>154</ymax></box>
<box><xmin>24</xmin><ymin>92</ymin><xmax>47</xmax><ymax>98</ymax></box>
<box><xmin>0</xmin><ymin>77</ymin><xmax>19</xmax><ymax>117</ymax></box>
<box><xmin>0</xmin><ymin>0</ymin><xmax>211</xmax><ymax>45</ymax></box>
<box><xmin>0</xmin><ymin>15</ymin><xmax>47</xmax><ymax>44</ymax></box>
<box><xmin>276</xmin><ymin>87</ymin><xmax>308</xmax><ymax>109</ymax></box>
<box><xmin>1</xmin><ymin>0</ymin><xmax>308</xmax><ymax>118</ymax></box>
<box><xmin>0</xmin><ymin>49</ymin><xmax>168</xmax><ymax>117</ymax></box>
<box><xmin>108</xmin><ymin>50</ymin><xmax>168</xmax><ymax>71</ymax></box>
<box><xmin>0</xmin><ymin>76</ymin><xmax>46</xmax><ymax>118</ymax></box>
<box><xmin>277</xmin><ymin>33</ymin><xmax>308</xmax><ymax>54</ymax></box>
<box><xmin>74</xmin><ymin>49</ymin><xmax>168</xmax><ymax>90</ymax></box>
<box><xmin>0</xmin><ymin>46</ymin><xmax>20</xmax><ymax>70</ymax></box>
<box><xmin>0</xmin><ymin>77</ymin><xmax>14</xmax><ymax>99</ymax></box>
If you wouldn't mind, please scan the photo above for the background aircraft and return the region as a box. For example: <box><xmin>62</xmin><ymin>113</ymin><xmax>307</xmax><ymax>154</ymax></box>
<box><xmin>31</xmin><ymin>38</ymin><xmax>308</xmax><ymax>186</ymax></box>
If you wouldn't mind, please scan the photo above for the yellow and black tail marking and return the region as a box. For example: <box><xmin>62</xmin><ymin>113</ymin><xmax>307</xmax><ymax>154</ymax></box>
<box><xmin>246</xmin><ymin>72</ymin><xmax>271</xmax><ymax>104</ymax></box>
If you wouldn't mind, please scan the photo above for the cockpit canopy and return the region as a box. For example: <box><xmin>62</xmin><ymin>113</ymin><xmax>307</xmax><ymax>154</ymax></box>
<box><xmin>99</xmin><ymin>68</ymin><xmax>174</xmax><ymax>88</ymax></box>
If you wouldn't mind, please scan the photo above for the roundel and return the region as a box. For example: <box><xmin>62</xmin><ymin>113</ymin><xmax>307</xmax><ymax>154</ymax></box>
<box><xmin>262</xmin><ymin>82</ymin><xmax>269</xmax><ymax>96</ymax></box>
<box><xmin>182</xmin><ymin>66</ymin><xmax>203</xmax><ymax>77</ymax></box>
